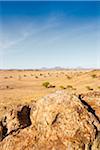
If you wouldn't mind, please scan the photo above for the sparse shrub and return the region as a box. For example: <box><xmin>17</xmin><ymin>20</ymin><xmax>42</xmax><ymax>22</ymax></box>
<box><xmin>91</xmin><ymin>74</ymin><xmax>97</xmax><ymax>78</ymax></box>
<box><xmin>42</xmin><ymin>82</ymin><xmax>55</xmax><ymax>88</ymax></box>
<box><xmin>9</xmin><ymin>76</ymin><xmax>13</xmax><ymax>78</ymax></box>
<box><xmin>31</xmin><ymin>74</ymin><xmax>34</xmax><ymax>76</ymax></box>
<box><xmin>86</xmin><ymin>86</ymin><xmax>93</xmax><ymax>91</ymax></box>
<box><xmin>6</xmin><ymin>85</ymin><xmax>9</xmax><ymax>89</ymax></box>
<box><xmin>60</xmin><ymin>85</ymin><xmax>66</xmax><ymax>90</ymax></box>
<box><xmin>42</xmin><ymin>82</ymin><xmax>50</xmax><ymax>88</ymax></box>
<box><xmin>66</xmin><ymin>75</ymin><xmax>71</xmax><ymax>79</ymax></box>
<box><xmin>66</xmin><ymin>85</ymin><xmax>76</xmax><ymax>90</ymax></box>
<box><xmin>67</xmin><ymin>85</ymin><xmax>73</xmax><ymax>89</ymax></box>
<box><xmin>24</xmin><ymin>75</ymin><xmax>27</xmax><ymax>77</ymax></box>
<box><xmin>35</xmin><ymin>76</ymin><xmax>38</xmax><ymax>78</ymax></box>
<box><xmin>40</xmin><ymin>73</ymin><xmax>43</xmax><ymax>76</ymax></box>
<box><xmin>98</xmin><ymin>86</ymin><xmax>100</xmax><ymax>89</ymax></box>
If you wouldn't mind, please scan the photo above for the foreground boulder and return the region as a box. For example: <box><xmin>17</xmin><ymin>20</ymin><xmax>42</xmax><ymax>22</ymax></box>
<box><xmin>0</xmin><ymin>91</ymin><xmax>100</xmax><ymax>150</ymax></box>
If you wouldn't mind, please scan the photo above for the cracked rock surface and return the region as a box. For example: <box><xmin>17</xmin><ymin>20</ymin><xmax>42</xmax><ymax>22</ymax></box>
<box><xmin>0</xmin><ymin>91</ymin><xmax>100</xmax><ymax>150</ymax></box>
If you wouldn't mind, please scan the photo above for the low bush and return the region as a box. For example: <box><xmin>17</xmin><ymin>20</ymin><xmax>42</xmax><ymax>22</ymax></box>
<box><xmin>42</xmin><ymin>82</ymin><xmax>50</xmax><ymax>88</ymax></box>
<box><xmin>42</xmin><ymin>82</ymin><xmax>55</xmax><ymax>88</ymax></box>
<box><xmin>91</xmin><ymin>74</ymin><xmax>97</xmax><ymax>78</ymax></box>
<box><xmin>67</xmin><ymin>85</ymin><xmax>73</xmax><ymax>89</ymax></box>
<box><xmin>9</xmin><ymin>76</ymin><xmax>13</xmax><ymax>78</ymax></box>
<box><xmin>6</xmin><ymin>85</ymin><xmax>9</xmax><ymax>89</ymax></box>
<box><xmin>35</xmin><ymin>76</ymin><xmax>38</xmax><ymax>78</ymax></box>
<box><xmin>60</xmin><ymin>85</ymin><xmax>66</xmax><ymax>90</ymax></box>
<box><xmin>66</xmin><ymin>75</ymin><xmax>72</xmax><ymax>79</ymax></box>
<box><xmin>24</xmin><ymin>75</ymin><xmax>27</xmax><ymax>77</ymax></box>
<box><xmin>40</xmin><ymin>74</ymin><xmax>43</xmax><ymax>76</ymax></box>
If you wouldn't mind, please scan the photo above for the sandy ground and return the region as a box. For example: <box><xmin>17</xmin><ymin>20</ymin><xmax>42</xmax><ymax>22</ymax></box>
<box><xmin>0</xmin><ymin>69</ymin><xmax>100</xmax><ymax>117</ymax></box>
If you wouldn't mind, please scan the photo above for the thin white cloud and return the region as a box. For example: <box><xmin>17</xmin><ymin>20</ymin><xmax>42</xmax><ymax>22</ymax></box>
<box><xmin>0</xmin><ymin>15</ymin><xmax>61</xmax><ymax>50</ymax></box>
<box><xmin>0</xmin><ymin>15</ymin><xmax>100</xmax><ymax>69</ymax></box>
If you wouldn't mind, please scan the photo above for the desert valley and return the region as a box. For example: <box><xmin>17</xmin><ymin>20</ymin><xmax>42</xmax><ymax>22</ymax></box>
<box><xmin>0</xmin><ymin>70</ymin><xmax>100</xmax><ymax>114</ymax></box>
<box><xmin>0</xmin><ymin>69</ymin><xmax>100</xmax><ymax>117</ymax></box>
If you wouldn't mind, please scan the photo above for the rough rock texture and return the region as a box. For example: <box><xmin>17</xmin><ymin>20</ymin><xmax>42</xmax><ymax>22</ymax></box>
<box><xmin>79</xmin><ymin>91</ymin><xmax>100</xmax><ymax>120</ymax></box>
<box><xmin>0</xmin><ymin>105</ymin><xmax>31</xmax><ymax>141</ymax></box>
<box><xmin>0</xmin><ymin>91</ymin><xmax>100</xmax><ymax>150</ymax></box>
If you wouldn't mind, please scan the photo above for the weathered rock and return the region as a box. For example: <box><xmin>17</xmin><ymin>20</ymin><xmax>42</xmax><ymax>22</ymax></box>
<box><xmin>0</xmin><ymin>91</ymin><xmax>100</xmax><ymax>150</ymax></box>
<box><xmin>79</xmin><ymin>91</ymin><xmax>100</xmax><ymax>120</ymax></box>
<box><xmin>0</xmin><ymin>105</ymin><xmax>31</xmax><ymax>135</ymax></box>
<box><xmin>92</xmin><ymin>131</ymin><xmax>100</xmax><ymax>150</ymax></box>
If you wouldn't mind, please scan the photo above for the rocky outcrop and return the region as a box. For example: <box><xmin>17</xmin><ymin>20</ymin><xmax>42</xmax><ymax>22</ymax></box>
<box><xmin>0</xmin><ymin>91</ymin><xmax>100</xmax><ymax>150</ymax></box>
<box><xmin>0</xmin><ymin>105</ymin><xmax>31</xmax><ymax>141</ymax></box>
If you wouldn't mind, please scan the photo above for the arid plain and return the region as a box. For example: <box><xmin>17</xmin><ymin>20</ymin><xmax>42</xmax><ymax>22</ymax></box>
<box><xmin>0</xmin><ymin>69</ymin><xmax>100</xmax><ymax>118</ymax></box>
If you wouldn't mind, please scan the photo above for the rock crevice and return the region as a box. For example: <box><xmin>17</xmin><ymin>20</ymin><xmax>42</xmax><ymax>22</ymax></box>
<box><xmin>78</xmin><ymin>94</ymin><xmax>100</xmax><ymax>123</ymax></box>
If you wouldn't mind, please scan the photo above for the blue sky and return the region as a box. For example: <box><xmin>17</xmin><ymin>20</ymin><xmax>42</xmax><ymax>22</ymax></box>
<box><xmin>0</xmin><ymin>1</ymin><xmax>100</xmax><ymax>69</ymax></box>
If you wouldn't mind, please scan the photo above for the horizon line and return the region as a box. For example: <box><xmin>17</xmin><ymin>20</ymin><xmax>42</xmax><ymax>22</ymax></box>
<box><xmin>0</xmin><ymin>67</ymin><xmax>100</xmax><ymax>71</ymax></box>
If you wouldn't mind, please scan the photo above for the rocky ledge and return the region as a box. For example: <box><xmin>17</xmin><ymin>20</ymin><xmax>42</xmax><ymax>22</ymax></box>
<box><xmin>0</xmin><ymin>91</ymin><xmax>100</xmax><ymax>150</ymax></box>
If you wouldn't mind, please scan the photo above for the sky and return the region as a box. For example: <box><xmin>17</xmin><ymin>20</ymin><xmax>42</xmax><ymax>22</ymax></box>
<box><xmin>0</xmin><ymin>1</ymin><xmax>100</xmax><ymax>69</ymax></box>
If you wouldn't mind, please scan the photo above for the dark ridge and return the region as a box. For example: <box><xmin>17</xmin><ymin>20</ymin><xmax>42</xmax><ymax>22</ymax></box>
<box><xmin>93</xmin><ymin>124</ymin><xmax>99</xmax><ymax>138</ymax></box>
<box><xmin>88</xmin><ymin>144</ymin><xmax>92</xmax><ymax>150</ymax></box>
<box><xmin>0</xmin><ymin>121</ymin><xmax>8</xmax><ymax>141</ymax></box>
<box><xmin>52</xmin><ymin>113</ymin><xmax>59</xmax><ymax>125</ymax></box>
<box><xmin>78</xmin><ymin>94</ymin><xmax>100</xmax><ymax>123</ymax></box>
